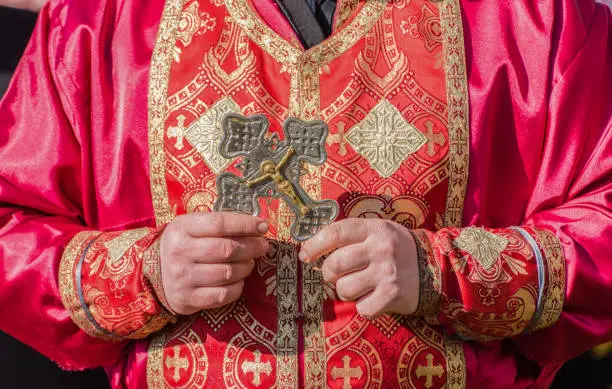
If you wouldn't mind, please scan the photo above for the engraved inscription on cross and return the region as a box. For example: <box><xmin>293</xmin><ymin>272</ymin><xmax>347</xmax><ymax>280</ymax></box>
<box><xmin>331</xmin><ymin>355</ymin><xmax>363</xmax><ymax>389</ymax></box>
<box><xmin>214</xmin><ymin>113</ymin><xmax>339</xmax><ymax>241</ymax></box>
<box><xmin>415</xmin><ymin>353</ymin><xmax>444</xmax><ymax>389</ymax></box>
<box><xmin>241</xmin><ymin>350</ymin><xmax>272</xmax><ymax>386</ymax></box>
<box><xmin>165</xmin><ymin>347</ymin><xmax>190</xmax><ymax>383</ymax></box>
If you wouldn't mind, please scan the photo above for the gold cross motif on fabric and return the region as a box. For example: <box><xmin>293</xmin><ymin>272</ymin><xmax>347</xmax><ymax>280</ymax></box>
<box><xmin>241</xmin><ymin>350</ymin><xmax>272</xmax><ymax>386</ymax></box>
<box><xmin>415</xmin><ymin>353</ymin><xmax>444</xmax><ymax>389</ymax></box>
<box><xmin>167</xmin><ymin>97</ymin><xmax>241</xmax><ymax>174</ymax></box>
<box><xmin>330</xmin><ymin>355</ymin><xmax>363</xmax><ymax>389</ymax></box>
<box><xmin>165</xmin><ymin>347</ymin><xmax>189</xmax><ymax>383</ymax></box>
<box><xmin>214</xmin><ymin>113</ymin><xmax>339</xmax><ymax>241</ymax></box>
<box><xmin>327</xmin><ymin>120</ymin><xmax>348</xmax><ymax>156</ymax></box>
<box><xmin>424</xmin><ymin>120</ymin><xmax>446</xmax><ymax>156</ymax></box>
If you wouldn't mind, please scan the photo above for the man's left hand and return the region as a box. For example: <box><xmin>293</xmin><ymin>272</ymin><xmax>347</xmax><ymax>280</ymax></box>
<box><xmin>299</xmin><ymin>219</ymin><xmax>420</xmax><ymax>318</ymax></box>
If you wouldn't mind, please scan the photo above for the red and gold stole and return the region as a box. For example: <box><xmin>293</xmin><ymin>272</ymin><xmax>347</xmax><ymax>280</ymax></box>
<box><xmin>146</xmin><ymin>0</ymin><xmax>470</xmax><ymax>388</ymax></box>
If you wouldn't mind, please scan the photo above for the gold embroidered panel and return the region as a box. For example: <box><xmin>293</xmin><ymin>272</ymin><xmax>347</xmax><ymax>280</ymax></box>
<box><xmin>345</xmin><ymin>99</ymin><xmax>428</xmax><ymax>178</ymax></box>
<box><xmin>453</xmin><ymin>227</ymin><xmax>510</xmax><ymax>270</ymax></box>
<box><xmin>167</xmin><ymin>97</ymin><xmax>240</xmax><ymax>174</ymax></box>
<box><xmin>146</xmin><ymin>0</ymin><xmax>471</xmax><ymax>387</ymax></box>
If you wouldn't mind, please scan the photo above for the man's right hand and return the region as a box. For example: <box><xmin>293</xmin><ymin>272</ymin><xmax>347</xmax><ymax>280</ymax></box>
<box><xmin>159</xmin><ymin>212</ymin><xmax>269</xmax><ymax>315</ymax></box>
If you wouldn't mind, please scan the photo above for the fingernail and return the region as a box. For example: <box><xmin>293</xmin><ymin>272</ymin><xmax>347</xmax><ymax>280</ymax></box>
<box><xmin>298</xmin><ymin>250</ymin><xmax>308</xmax><ymax>262</ymax></box>
<box><xmin>258</xmin><ymin>222</ymin><xmax>269</xmax><ymax>234</ymax></box>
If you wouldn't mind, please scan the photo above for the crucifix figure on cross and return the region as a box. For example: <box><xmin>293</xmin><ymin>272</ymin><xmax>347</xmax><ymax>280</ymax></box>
<box><xmin>214</xmin><ymin>113</ymin><xmax>339</xmax><ymax>241</ymax></box>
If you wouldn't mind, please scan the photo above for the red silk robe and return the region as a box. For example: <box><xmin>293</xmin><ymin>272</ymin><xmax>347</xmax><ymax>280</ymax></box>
<box><xmin>0</xmin><ymin>0</ymin><xmax>610</xmax><ymax>388</ymax></box>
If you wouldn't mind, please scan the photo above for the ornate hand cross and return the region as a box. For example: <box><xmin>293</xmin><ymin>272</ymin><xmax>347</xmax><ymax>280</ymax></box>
<box><xmin>214</xmin><ymin>113</ymin><xmax>339</xmax><ymax>241</ymax></box>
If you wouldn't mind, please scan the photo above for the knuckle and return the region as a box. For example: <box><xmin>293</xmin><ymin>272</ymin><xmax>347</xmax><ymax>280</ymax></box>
<box><xmin>246</xmin><ymin>259</ymin><xmax>255</xmax><ymax>275</ymax></box>
<box><xmin>382</xmin><ymin>261</ymin><xmax>397</xmax><ymax>278</ymax></box>
<box><xmin>356</xmin><ymin>303</ymin><xmax>376</xmax><ymax>318</ymax></box>
<box><xmin>208</xmin><ymin>213</ymin><xmax>225</xmax><ymax>233</ymax></box>
<box><xmin>336</xmin><ymin>279</ymin><xmax>353</xmax><ymax>300</ymax></box>
<box><xmin>330</xmin><ymin>255</ymin><xmax>346</xmax><ymax>275</ymax></box>
<box><xmin>216</xmin><ymin>288</ymin><xmax>229</xmax><ymax>306</ymax></box>
<box><xmin>219</xmin><ymin>239</ymin><xmax>237</xmax><ymax>260</ymax></box>
<box><xmin>328</xmin><ymin>226</ymin><xmax>343</xmax><ymax>244</ymax></box>
<box><xmin>178</xmin><ymin>290</ymin><xmax>193</xmax><ymax>309</ymax></box>
<box><xmin>223</xmin><ymin>264</ymin><xmax>233</xmax><ymax>282</ymax></box>
<box><xmin>376</xmin><ymin>242</ymin><xmax>394</xmax><ymax>259</ymax></box>
<box><xmin>386</xmin><ymin>284</ymin><xmax>401</xmax><ymax>300</ymax></box>
<box><xmin>168</xmin><ymin>263</ymin><xmax>182</xmax><ymax>281</ymax></box>
<box><xmin>258</xmin><ymin>238</ymin><xmax>270</xmax><ymax>257</ymax></box>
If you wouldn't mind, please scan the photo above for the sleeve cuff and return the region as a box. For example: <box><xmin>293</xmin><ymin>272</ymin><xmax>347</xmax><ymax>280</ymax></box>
<box><xmin>410</xmin><ymin>229</ymin><xmax>443</xmax><ymax>316</ymax></box>
<box><xmin>59</xmin><ymin>228</ymin><xmax>175</xmax><ymax>341</ymax></box>
<box><xmin>520</xmin><ymin>226</ymin><xmax>566</xmax><ymax>332</ymax></box>
<box><xmin>59</xmin><ymin>231</ymin><xmax>111</xmax><ymax>340</ymax></box>
<box><xmin>409</xmin><ymin>226</ymin><xmax>566</xmax><ymax>341</ymax></box>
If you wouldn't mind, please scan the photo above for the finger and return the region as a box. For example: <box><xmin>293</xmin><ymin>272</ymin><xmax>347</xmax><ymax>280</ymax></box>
<box><xmin>300</xmin><ymin>219</ymin><xmax>370</xmax><ymax>262</ymax></box>
<box><xmin>189</xmin><ymin>260</ymin><xmax>255</xmax><ymax>287</ymax></box>
<box><xmin>191</xmin><ymin>237</ymin><xmax>269</xmax><ymax>263</ymax></box>
<box><xmin>189</xmin><ymin>280</ymin><xmax>244</xmax><ymax>310</ymax></box>
<box><xmin>335</xmin><ymin>265</ymin><xmax>377</xmax><ymax>302</ymax></box>
<box><xmin>183</xmin><ymin>212</ymin><xmax>269</xmax><ymax>237</ymax></box>
<box><xmin>321</xmin><ymin>244</ymin><xmax>370</xmax><ymax>283</ymax></box>
<box><xmin>355</xmin><ymin>283</ymin><xmax>398</xmax><ymax>319</ymax></box>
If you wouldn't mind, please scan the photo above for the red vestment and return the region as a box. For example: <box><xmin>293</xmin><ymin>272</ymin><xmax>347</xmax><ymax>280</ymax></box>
<box><xmin>0</xmin><ymin>0</ymin><xmax>610</xmax><ymax>388</ymax></box>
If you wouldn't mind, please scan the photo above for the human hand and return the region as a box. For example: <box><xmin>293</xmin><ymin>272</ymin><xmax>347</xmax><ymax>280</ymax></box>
<box><xmin>159</xmin><ymin>212</ymin><xmax>269</xmax><ymax>315</ymax></box>
<box><xmin>299</xmin><ymin>218</ymin><xmax>420</xmax><ymax>317</ymax></box>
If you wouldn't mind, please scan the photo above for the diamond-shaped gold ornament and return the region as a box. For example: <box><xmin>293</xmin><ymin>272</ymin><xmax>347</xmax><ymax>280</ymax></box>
<box><xmin>345</xmin><ymin>99</ymin><xmax>427</xmax><ymax>178</ymax></box>
<box><xmin>167</xmin><ymin>97</ymin><xmax>241</xmax><ymax>174</ymax></box>
<box><xmin>453</xmin><ymin>227</ymin><xmax>510</xmax><ymax>270</ymax></box>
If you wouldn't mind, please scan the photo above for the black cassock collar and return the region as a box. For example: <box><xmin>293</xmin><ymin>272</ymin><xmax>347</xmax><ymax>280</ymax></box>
<box><xmin>272</xmin><ymin>0</ymin><xmax>337</xmax><ymax>49</ymax></box>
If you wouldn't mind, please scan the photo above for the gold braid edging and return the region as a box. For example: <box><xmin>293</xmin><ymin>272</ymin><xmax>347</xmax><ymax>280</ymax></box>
<box><xmin>530</xmin><ymin>227</ymin><xmax>566</xmax><ymax>331</ymax></box>
<box><xmin>58</xmin><ymin>230</ymin><xmax>111</xmax><ymax>340</ymax></box>
<box><xmin>439</xmin><ymin>0</ymin><xmax>470</xmax><ymax>228</ymax></box>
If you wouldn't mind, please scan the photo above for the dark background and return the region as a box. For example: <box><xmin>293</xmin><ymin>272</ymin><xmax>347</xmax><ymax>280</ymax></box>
<box><xmin>0</xmin><ymin>5</ymin><xmax>611</xmax><ymax>389</ymax></box>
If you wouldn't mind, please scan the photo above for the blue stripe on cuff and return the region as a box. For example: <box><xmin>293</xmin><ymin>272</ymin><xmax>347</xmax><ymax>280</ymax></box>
<box><xmin>511</xmin><ymin>226</ymin><xmax>546</xmax><ymax>333</ymax></box>
<box><xmin>76</xmin><ymin>235</ymin><xmax>117</xmax><ymax>339</ymax></box>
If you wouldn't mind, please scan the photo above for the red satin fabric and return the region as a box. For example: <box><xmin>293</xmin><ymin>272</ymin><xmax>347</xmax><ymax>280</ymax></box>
<box><xmin>0</xmin><ymin>0</ymin><xmax>610</xmax><ymax>388</ymax></box>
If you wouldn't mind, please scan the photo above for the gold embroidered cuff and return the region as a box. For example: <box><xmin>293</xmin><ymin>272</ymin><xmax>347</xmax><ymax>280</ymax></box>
<box><xmin>528</xmin><ymin>227</ymin><xmax>566</xmax><ymax>332</ymax></box>
<box><xmin>410</xmin><ymin>229</ymin><xmax>443</xmax><ymax>316</ymax></box>
<box><xmin>58</xmin><ymin>230</ymin><xmax>113</xmax><ymax>340</ymax></box>
<box><xmin>142</xmin><ymin>234</ymin><xmax>177</xmax><ymax>316</ymax></box>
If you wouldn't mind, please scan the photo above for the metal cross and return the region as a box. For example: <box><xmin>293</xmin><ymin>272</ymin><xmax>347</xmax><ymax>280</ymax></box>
<box><xmin>214</xmin><ymin>113</ymin><xmax>339</xmax><ymax>241</ymax></box>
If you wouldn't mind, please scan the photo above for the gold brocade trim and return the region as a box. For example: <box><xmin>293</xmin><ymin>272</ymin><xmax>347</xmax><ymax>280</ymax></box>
<box><xmin>128</xmin><ymin>311</ymin><xmax>175</xmax><ymax>340</ymax></box>
<box><xmin>148</xmin><ymin>0</ymin><xmax>186</xmax><ymax>226</ymax></box>
<box><xmin>142</xmin><ymin>233</ymin><xmax>177</xmax><ymax>316</ymax></box>
<box><xmin>439</xmin><ymin>0</ymin><xmax>470</xmax><ymax>228</ymax></box>
<box><xmin>58</xmin><ymin>230</ymin><xmax>110</xmax><ymax>340</ymax></box>
<box><xmin>147</xmin><ymin>332</ymin><xmax>168</xmax><ymax>389</ymax></box>
<box><xmin>301</xmin><ymin>164</ymin><xmax>326</xmax><ymax>389</ymax></box>
<box><xmin>225</xmin><ymin>0</ymin><xmax>387</xmax><ymax>113</ymax></box>
<box><xmin>530</xmin><ymin>228</ymin><xmax>566</xmax><ymax>332</ymax></box>
<box><xmin>444</xmin><ymin>337</ymin><xmax>467</xmax><ymax>389</ymax></box>
<box><xmin>146</xmin><ymin>0</ymin><xmax>185</xmax><ymax>384</ymax></box>
<box><xmin>275</xmin><ymin>238</ymin><xmax>299</xmax><ymax>389</ymax></box>
<box><xmin>411</xmin><ymin>230</ymin><xmax>442</xmax><ymax>316</ymax></box>
<box><xmin>333</xmin><ymin>0</ymin><xmax>360</xmax><ymax>31</ymax></box>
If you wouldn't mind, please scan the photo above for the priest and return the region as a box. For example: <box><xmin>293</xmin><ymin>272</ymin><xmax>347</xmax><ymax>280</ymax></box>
<box><xmin>0</xmin><ymin>0</ymin><xmax>610</xmax><ymax>388</ymax></box>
